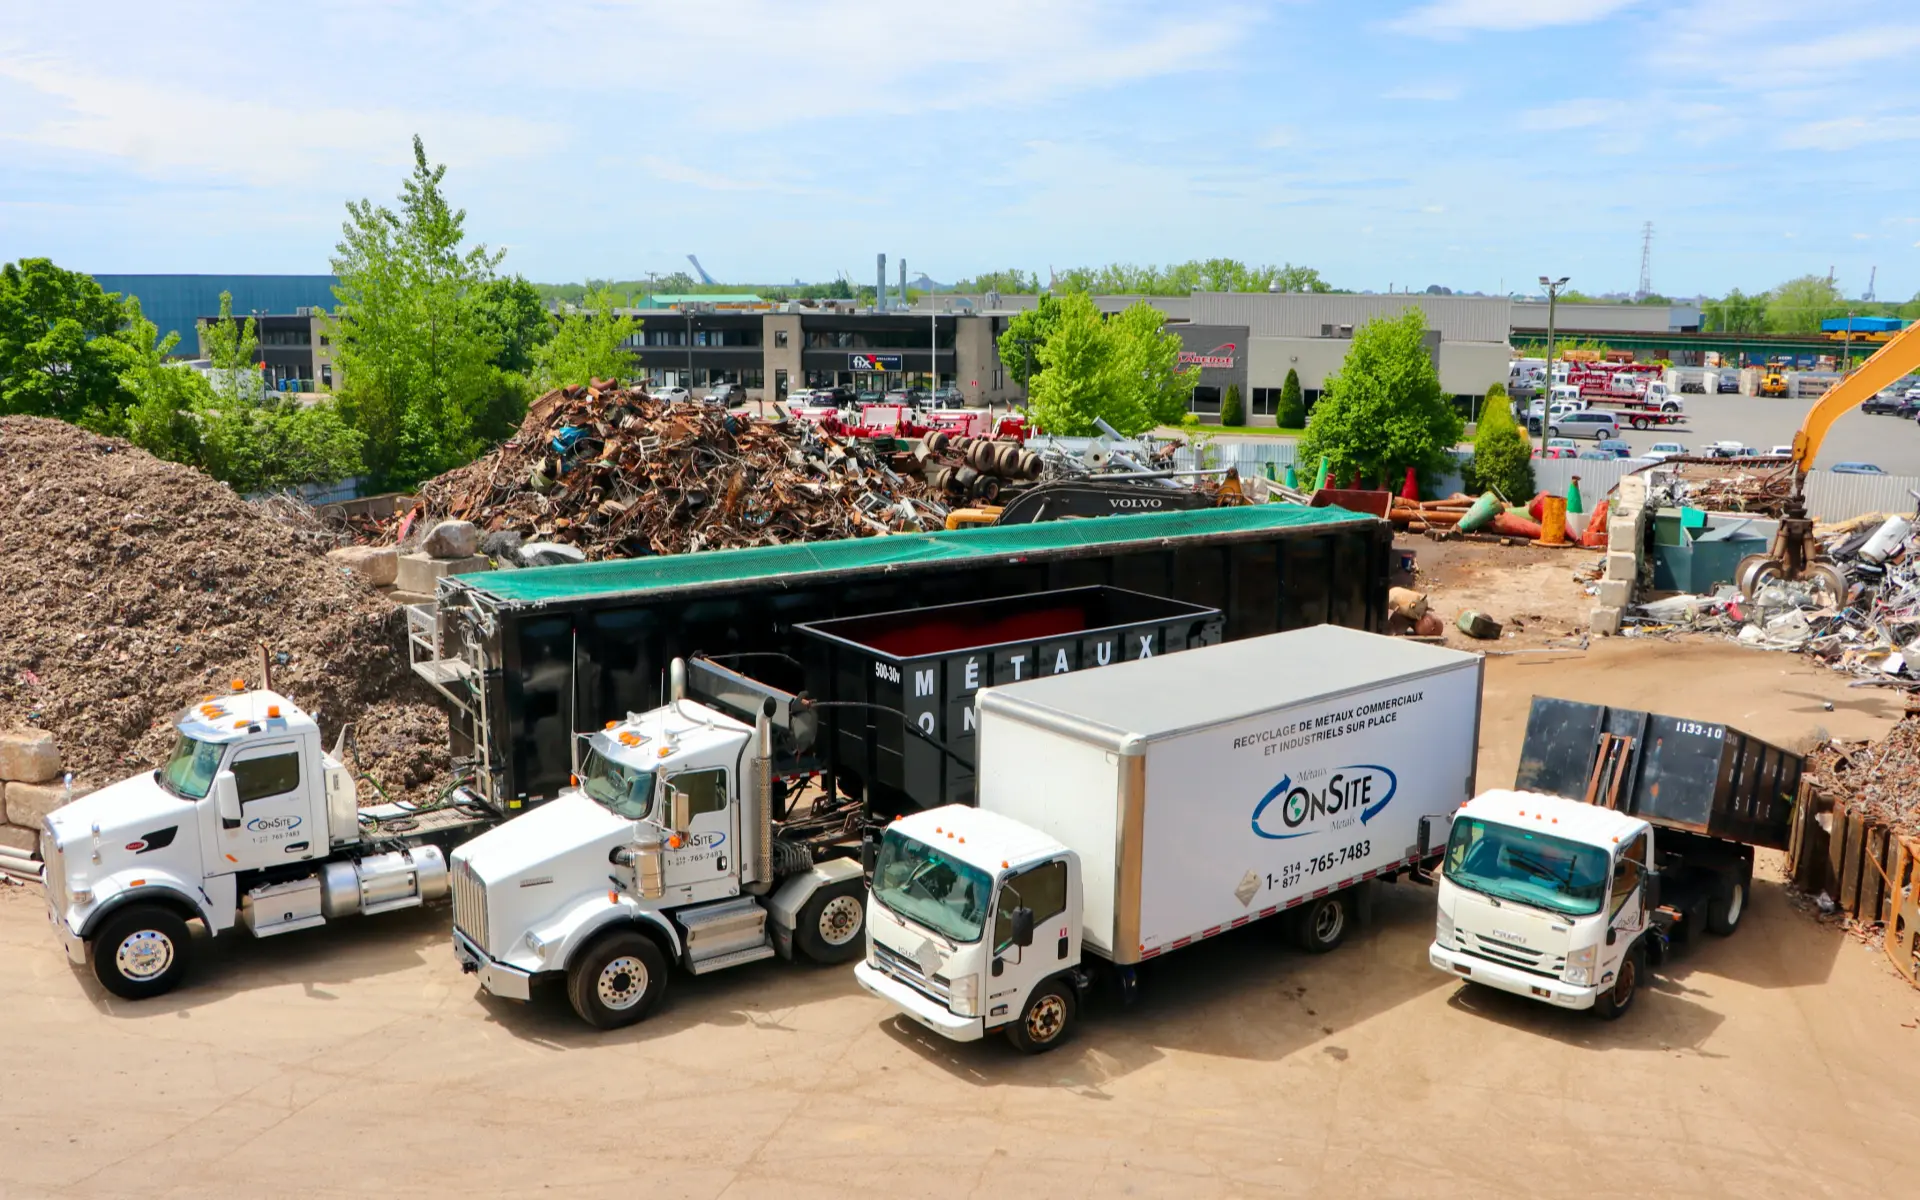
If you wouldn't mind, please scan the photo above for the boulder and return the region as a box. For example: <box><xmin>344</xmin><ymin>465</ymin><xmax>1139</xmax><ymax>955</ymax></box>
<box><xmin>423</xmin><ymin>520</ymin><xmax>481</xmax><ymax>560</ymax></box>
<box><xmin>480</xmin><ymin>530</ymin><xmax>525</xmax><ymax>561</ymax></box>
<box><xmin>0</xmin><ymin>728</ymin><xmax>59</xmax><ymax>784</ymax></box>
<box><xmin>0</xmin><ymin>824</ymin><xmax>37</xmax><ymax>854</ymax></box>
<box><xmin>5</xmin><ymin>780</ymin><xmax>88</xmax><ymax>828</ymax></box>
<box><xmin>519</xmin><ymin>541</ymin><xmax>588</xmax><ymax>568</ymax></box>
<box><xmin>325</xmin><ymin>545</ymin><xmax>399</xmax><ymax>587</ymax></box>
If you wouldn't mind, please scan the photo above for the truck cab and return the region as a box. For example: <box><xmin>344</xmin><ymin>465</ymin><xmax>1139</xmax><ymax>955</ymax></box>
<box><xmin>42</xmin><ymin>687</ymin><xmax>452</xmax><ymax>999</ymax></box>
<box><xmin>449</xmin><ymin>691</ymin><xmax>867</xmax><ymax>1029</ymax></box>
<box><xmin>855</xmin><ymin>805</ymin><xmax>1084</xmax><ymax>1053</ymax></box>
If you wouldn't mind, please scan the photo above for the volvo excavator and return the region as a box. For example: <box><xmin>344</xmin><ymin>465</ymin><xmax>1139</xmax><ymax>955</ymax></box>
<box><xmin>1737</xmin><ymin>320</ymin><xmax>1920</xmax><ymax>599</ymax></box>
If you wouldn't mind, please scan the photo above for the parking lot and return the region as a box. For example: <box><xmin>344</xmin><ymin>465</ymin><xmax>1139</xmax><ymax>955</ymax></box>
<box><xmin>1560</xmin><ymin>393</ymin><xmax>1920</xmax><ymax>473</ymax></box>
<box><xmin>4</xmin><ymin>639</ymin><xmax>1918</xmax><ymax>1198</ymax></box>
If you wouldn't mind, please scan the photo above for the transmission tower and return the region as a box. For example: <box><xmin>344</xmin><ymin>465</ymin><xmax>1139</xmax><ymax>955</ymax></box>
<box><xmin>1635</xmin><ymin>221</ymin><xmax>1653</xmax><ymax>300</ymax></box>
<box><xmin>1864</xmin><ymin>265</ymin><xmax>1878</xmax><ymax>303</ymax></box>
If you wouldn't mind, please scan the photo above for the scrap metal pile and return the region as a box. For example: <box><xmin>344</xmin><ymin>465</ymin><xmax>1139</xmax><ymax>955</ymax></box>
<box><xmin>400</xmin><ymin>384</ymin><xmax>948</xmax><ymax>558</ymax></box>
<box><xmin>1806</xmin><ymin>718</ymin><xmax>1920</xmax><ymax>837</ymax></box>
<box><xmin>1660</xmin><ymin>457</ymin><xmax>1797</xmax><ymax>517</ymax></box>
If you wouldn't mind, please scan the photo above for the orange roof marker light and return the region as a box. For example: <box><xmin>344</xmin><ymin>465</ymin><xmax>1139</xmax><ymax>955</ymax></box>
<box><xmin>231</xmin><ymin>679</ymin><xmax>245</xmax><ymax>692</ymax></box>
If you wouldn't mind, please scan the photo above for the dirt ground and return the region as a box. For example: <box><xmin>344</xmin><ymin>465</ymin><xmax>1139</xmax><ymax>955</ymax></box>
<box><xmin>1402</xmin><ymin>535</ymin><xmax>1601</xmax><ymax>651</ymax></box>
<box><xmin>5</xmin><ymin>640</ymin><xmax>1920</xmax><ymax>1198</ymax></box>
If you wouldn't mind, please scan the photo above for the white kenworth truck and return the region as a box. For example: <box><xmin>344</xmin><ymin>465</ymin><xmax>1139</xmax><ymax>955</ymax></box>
<box><xmin>450</xmin><ymin>664</ymin><xmax>872</xmax><ymax>1028</ymax></box>
<box><xmin>1428</xmin><ymin>698</ymin><xmax>1800</xmax><ymax>1020</ymax></box>
<box><xmin>40</xmin><ymin>686</ymin><xmax>488</xmax><ymax>999</ymax></box>
<box><xmin>854</xmin><ymin>627</ymin><xmax>1484</xmax><ymax>1053</ymax></box>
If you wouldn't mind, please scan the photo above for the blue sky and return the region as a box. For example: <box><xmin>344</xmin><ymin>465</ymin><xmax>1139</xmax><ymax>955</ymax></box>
<box><xmin>3</xmin><ymin>0</ymin><xmax>1917</xmax><ymax>299</ymax></box>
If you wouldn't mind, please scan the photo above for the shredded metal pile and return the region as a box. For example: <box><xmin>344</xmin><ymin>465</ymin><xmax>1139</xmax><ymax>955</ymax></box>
<box><xmin>1806</xmin><ymin>719</ymin><xmax>1920</xmax><ymax>837</ymax></box>
<box><xmin>0</xmin><ymin>416</ymin><xmax>446</xmax><ymax>800</ymax></box>
<box><xmin>399</xmin><ymin>383</ymin><xmax>945</xmax><ymax>558</ymax></box>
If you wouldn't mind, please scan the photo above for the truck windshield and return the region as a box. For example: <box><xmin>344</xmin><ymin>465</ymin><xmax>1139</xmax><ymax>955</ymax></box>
<box><xmin>1444</xmin><ymin>816</ymin><xmax>1609</xmax><ymax>917</ymax></box>
<box><xmin>159</xmin><ymin>734</ymin><xmax>222</xmax><ymax>800</ymax></box>
<box><xmin>871</xmin><ymin>828</ymin><xmax>992</xmax><ymax>944</ymax></box>
<box><xmin>580</xmin><ymin>749</ymin><xmax>655</xmax><ymax>820</ymax></box>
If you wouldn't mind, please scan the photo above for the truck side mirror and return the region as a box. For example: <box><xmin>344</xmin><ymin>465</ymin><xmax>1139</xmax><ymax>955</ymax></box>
<box><xmin>1417</xmin><ymin>813</ymin><xmax>1452</xmax><ymax>860</ymax></box>
<box><xmin>670</xmin><ymin>788</ymin><xmax>692</xmax><ymax>834</ymax></box>
<box><xmin>1645</xmin><ymin>871</ymin><xmax>1661</xmax><ymax>911</ymax></box>
<box><xmin>1010</xmin><ymin>906</ymin><xmax>1035</xmax><ymax>948</ymax></box>
<box><xmin>214</xmin><ymin>770</ymin><xmax>241</xmax><ymax>830</ymax></box>
<box><xmin>571</xmin><ymin>732</ymin><xmax>591</xmax><ymax>776</ymax></box>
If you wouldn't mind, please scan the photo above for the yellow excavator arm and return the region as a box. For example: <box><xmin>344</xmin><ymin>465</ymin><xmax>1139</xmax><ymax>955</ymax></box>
<box><xmin>1792</xmin><ymin>320</ymin><xmax>1920</xmax><ymax>472</ymax></box>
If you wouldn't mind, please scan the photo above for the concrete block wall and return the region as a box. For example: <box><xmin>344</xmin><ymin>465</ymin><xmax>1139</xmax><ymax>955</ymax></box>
<box><xmin>1590</xmin><ymin>473</ymin><xmax>1651</xmax><ymax>636</ymax></box>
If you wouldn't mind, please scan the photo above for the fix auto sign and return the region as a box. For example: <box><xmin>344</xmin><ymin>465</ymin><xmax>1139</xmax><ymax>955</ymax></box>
<box><xmin>849</xmin><ymin>353</ymin><xmax>904</xmax><ymax>370</ymax></box>
<box><xmin>1179</xmin><ymin>342</ymin><xmax>1237</xmax><ymax>368</ymax></box>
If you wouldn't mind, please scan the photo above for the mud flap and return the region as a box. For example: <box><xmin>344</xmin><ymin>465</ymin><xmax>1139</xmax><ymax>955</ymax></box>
<box><xmin>1351</xmin><ymin>879</ymin><xmax>1376</xmax><ymax>929</ymax></box>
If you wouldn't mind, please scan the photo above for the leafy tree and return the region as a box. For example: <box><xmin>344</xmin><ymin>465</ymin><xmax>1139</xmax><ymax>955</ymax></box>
<box><xmin>475</xmin><ymin>275</ymin><xmax>551</xmax><ymax>376</ymax></box>
<box><xmin>997</xmin><ymin>295</ymin><xmax>1064</xmax><ymax>391</ymax></box>
<box><xmin>1298</xmin><ymin>309</ymin><xmax>1462</xmax><ymax>488</ymax></box>
<box><xmin>0</xmin><ymin>258</ymin><xmax>138</xmax><ymax>431</ymax></box>
<box><xmin>1277</xmin><ymin>367</ymin><xmax>1305</xmax><ymax>428</ymax></box>
<box><xmin>1048</xmin><ymin>259</ymin><xmax>1333</xmax><ymax>296</ymax></box>
<box><xmin>119</xmin><ymin>299</ymin><xmax>207</xmax><ymax>465</ymax></box>
<box><xmin>533</xmin><ymin>288</ymin><xmax>638</xmax><ymax>389</ymax></box>
<box><xmin>1765</xmin><ymin>275</ymin><xmax>1847</xmax><ymax>333</ymax></box>
<box><xmin>1026</xmin><ymin>294</ymin><xmax>1196</xmax><ymax>436</ymax></box>
<box><xmin>1221</xmin><ymin>382</ymin><xmax>1244</xmax><ymax>426</ymax></box>
<box><xmin>1465</xmin><ymin>383</ymin><xmax>1532</xmax><ymax>502</ymax></box>
<box><xmin>954</xmin><ymin>268</ymin><xmax>1042</xmax><ymax>294</ymax></box>
<box><xmin>331</xmin><ymin>135</ymin><xmax>506</xmax><ymax>485</ymax></box>
<box><xmin>1702</xmin><ymin>288</ymin><xmax>1768</xmax><ymax>334</ymax></box>
<box><xmin>195</xmin><ymin>292</ymin><xmax>364</xmax><ymax>492</ymax></box>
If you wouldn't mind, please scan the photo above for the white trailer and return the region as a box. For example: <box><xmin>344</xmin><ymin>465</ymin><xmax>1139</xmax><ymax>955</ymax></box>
<box><xmin>855</xmin><ymin>626</ymin><xmax>1483</xmax><ymax>1052</ymax></box>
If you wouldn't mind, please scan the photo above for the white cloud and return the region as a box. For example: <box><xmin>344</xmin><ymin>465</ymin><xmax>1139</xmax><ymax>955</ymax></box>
<box><xmin>1388</xmin><ymin>0</ymin><xmax>1641</xmax><ymax>37</ymax></box>
<box><xmin>1779</xmin><ymin>115</ymin><xmax>1920</xmax><ymax>151</ymax></box>
<box><xmin>1382</xmin><ymin>82</ymin><xmax>1463</xmax><ymax>101</ymax></box>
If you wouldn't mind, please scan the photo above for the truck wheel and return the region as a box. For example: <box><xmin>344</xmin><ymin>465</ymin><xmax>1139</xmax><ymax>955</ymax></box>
<box><xmin>796</xmin><ymin>881</ymin><xmax>867</xmax><ymax>965</ymax></box>
<box><xmin>1592</xmin><ymin>944</ymin><xmax>1644</xmax><ymax>1021</ymax></box>
<box><xmin>1291</xmin><ymin>894</ymin><xmax>1349</xmax><ymax>954</ymax></box>
<box><xmin>1706</xmin><ymin>875</ymin><xmax>1746</xmax><ymax>937</ymax></box>
<box><xmin>567</xmin><ymin>931</ymin><xmax>668</xmax><ymax>1030</ymax></box>
<box><xmin>1006</xmin><ymin>980</ymin><xmax>1075</xmax><ymax>1054</ymax></box>
<box><xmin>89</xmin><ymin>904</ymin><xmax>191</xmax><ymax>1000</ymax></box>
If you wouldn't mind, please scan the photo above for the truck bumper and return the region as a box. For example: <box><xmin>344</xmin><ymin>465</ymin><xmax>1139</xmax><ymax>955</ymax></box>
<box><xmin>453</xmin><ymin>929</ymin><xmax>532</xmax><ymax>1002</ymax></box>
<box><xmin>854</xmin><ymin>962</ymin><xmax>984</xmax><ymax>1042</ymax></box>
<box><xmin>47</xmin><ymin>897</ymin><xmax>86</xmax><ymax>965</ymax></box>
<box><xmin>1429</xmin><ymin>942</ymin><xmax>1596</xmax><ymax>1010</ymax></box>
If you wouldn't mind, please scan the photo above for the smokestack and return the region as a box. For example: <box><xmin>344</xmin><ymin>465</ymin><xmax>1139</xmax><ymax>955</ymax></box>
<box><xmin>876</xmin><ymin>253</ymin><xmax>887</xmax><ymax>313</ymax></box>
<box><xmin>900</xmin><ymin>259</ymin><xmax>908</xmax><ymax>308</ymax></box>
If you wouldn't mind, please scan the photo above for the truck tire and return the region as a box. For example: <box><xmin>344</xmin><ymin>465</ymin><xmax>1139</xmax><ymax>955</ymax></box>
<box><xmin>796</xmin><ymin>880</ymin><xmax>867</xmax><ymax>965</ymax></box>
<box><xmin>567</xmin><ymin>930</ymin><xmax>668</xmax><ymax>1030</ymax></box>
<box><xmin>1291</xmin><ymin>894</ymin><xmax>1350</xmax><ymax>954</ymax></box>
<box><xmin>89</xmin><ymin>904</ymin><xmax>192</xmax><ymax>1000</ymax></box>
<box><xmin>1006</xmin><ymin>979</ymin><xmax>1075</xmax><ymax>1054</ymax></box>
<box><xmin>1705</xmin><ymin>874</ymin><xmax>1746</xmax><ymax>937</ymax></box>
<box><xmin>1592</xmin><ymin>943</ymin><xmax>1644</xmax><ymax>1021</ymax></box>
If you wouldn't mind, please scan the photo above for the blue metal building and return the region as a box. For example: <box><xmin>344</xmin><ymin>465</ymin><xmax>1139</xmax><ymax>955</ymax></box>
<box><xmin>92</xmin><ymin>274</ymin><xmax>340</xmax><ymax>352</ymax></box>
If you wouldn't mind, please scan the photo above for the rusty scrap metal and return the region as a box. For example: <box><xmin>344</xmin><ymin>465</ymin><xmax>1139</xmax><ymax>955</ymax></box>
<box><xmin>1806</xmin><ymin>721</ymin><xmax>1920</xmax><ymax>838</ymax></box>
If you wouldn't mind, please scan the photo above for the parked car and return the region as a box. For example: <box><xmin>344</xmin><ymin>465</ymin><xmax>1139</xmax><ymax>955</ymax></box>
<box><xmin>1904</xmin><ymin>385</ymin><xmax>1920</xmax><ymax>401</ymax></box>
<box><xmin>1546</xmin><ymin>437</ymin><xmax>1579</xmax><ymax>453</ymax></box>
<box><xmin>653</xmin><ymin>385</ymin><xmax>691</xmax><ymax>403</ymax></box>
<box><xmin>1706</xmin><ymin>444</ymin><xmax>1759</xmax><ymax>459</ymax></box>
<box><xmin>704</xmin><ymin>383</ymin><xmax>745</xmax><ymax>406</ymax></box>
<box><xmin>1831</xmin><ymin>462</ymin><xmax>1887</xmax><ymax>475</ymax></box>
<box><xmin>1717</xmin><ymin>374</ymin><xmax>1741</xmax><ymax>394</ymax></box>
<box><xmin>1863</xmin><ymin>391</ymin><xmax>1909</xmax><ymax>415</ymax></box>
<box><xmin>1532</xmin><ymin>447</ymin><xmax>1576</xmax><ymax>460</ymax></box>
<box><xmin>1767</xmin><ymin>445</ymin><xmax>1793</xmax><ymax>457</ymax></box>
<box><xmin>1546</xmin><ymin>411</ymin><xmax>1621</xmax><ymax>440</ymax></box>
<box><xmin>1577</xmin><ymin>450</ymin><xmax>1616</xmax><ymax>460</ymax></box>
<box><xmin>1646</xmin><ymin>441</ymin><xmax>1688</xmax><ymax>460</ymax></box>
<box><xmin>816</xmin><ymin>385</ymin><xmax>857</xmax><ymax>404</ymax></box>
<box><xmin>928</xmin><ymin>387</ymin><xmax>966</xmax><ymax>408</ymax></box>
<box><xmin>856</xmin><ymin>390</ymin><xmax>883</xmax><ymax>405</ymax></box>
<box><xmin>883</xmin><ymin>388</ymin><xmax>923</xmax><ymax>406</ymax></box>
<box><xmin>783</xmin><ymin>388</ymin><xmax>816</xmax><ymax>405</ymax></box>
<box><xmin>1596</xmin><ymin>439</ymin><xmax>1633</xmax><ymax>459</ymax></box>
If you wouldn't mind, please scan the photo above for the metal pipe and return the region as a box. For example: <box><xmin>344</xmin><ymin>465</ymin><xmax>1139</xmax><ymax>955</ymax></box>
<box><xmin>754</xmin><ymin>699</ymin><xmax>774</xmax><ymax>885</ymax></box>
<box><xmin>669</xmin><ymin>658</ymin><xmax>686</xmax><ymax>703</ymax></box>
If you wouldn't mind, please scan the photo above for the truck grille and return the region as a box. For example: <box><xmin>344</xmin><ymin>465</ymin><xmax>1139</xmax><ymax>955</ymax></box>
<box><xmin>452</xmin><ymin>859</ymin><xmax>488</xmax><ymax>955</ymax></box>
<box><xmin>40</xmin><ymin>823</ymin><xmax>65</xmax><ymax>907</ymax></box>
<box><xmin>1455</xmin><ymin>933</ymin><xmax>1564</xmax><ymax>980</ymax></box>
<box><xmin>872</xmin><ymin>941</ymin><xmax>949</xmax><ymax>1004</ymax></box>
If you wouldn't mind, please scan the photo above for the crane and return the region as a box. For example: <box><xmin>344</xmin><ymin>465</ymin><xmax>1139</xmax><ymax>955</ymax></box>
<box><xmin>1738</xmin><ymin>318</ymin><xmax>1920</xmax><ymax>597</ymax></box>
<box><xmin>685</xmin><ymin>254</ymin><xmax>715</xmax><ymax>285</ymax></box>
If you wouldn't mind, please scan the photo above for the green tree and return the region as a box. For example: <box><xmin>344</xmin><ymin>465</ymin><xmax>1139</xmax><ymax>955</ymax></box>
<box><xmin>1277</xmin><ymin>367</ymin><xmax>1305</xmax><ymax>428</ymax></box>
<box><xmin>1048</xmin><ymin>259</ymin><xmax>1333</xmax><ymax>296</ymax></box>
<box><xmin>1026</xmin><ymin>294</ymin><xmax>1196</xmax><ymax>436</ymax></box>
<box><xmin>1221</xmin><ymin>382</ymin><xmax>1244</xmax><ymax>426</ymax></box>
<box><xmin>1702</xmin><ymin>288</ymin><xmax>1768</xmax><ymax>334</ymax></box>
<box><xmin>954</xmin><ymin>268</ymin><xmax>1042</xmax><ymax>294</ymax></box>
<box><xmin>533</xmin><ymin>288</ymin><xmax>638</xmax><ymax>389</ymax></box>
<box><xmin>119</xmin><ymin>298</ymin><xmax>207</xmax><ymax>465</ymax></box>
<box><xmin>1765</xmin><ymin>275</ymin><xmax>1847</xmax><ymax>333</ymax></box>
<box><xmin>331</xmin><ymin>135</ymin><xmax>506</xmax><ymax>485</ymax></box>
<box><xmin>997</xmin><ymin>295</ymin><xmax>1065</xmax><ymax>391</ymax></box>
<box><xmin>195</xmin><ymin>292</ymin><xmax>364</xmax><ymax>492</ymax></box>
<box><xmin>1465</xmin><ymin>382</ymin><xmax>1532</xmax><ymax>502</ymax></box>
<box><xmin>1298</xmin><ymin>309</ymin><xmax>1462</xmax><ymax>487</ymax></box>
<box><xmin>0</xmin><ymin>258</ymin><xmax>139</xmax><ymax>431</ymax></box>
<box><xmin>475</xmin><ymin>275</ymin><xmax>551</xmax><ymax>376</ymax></box>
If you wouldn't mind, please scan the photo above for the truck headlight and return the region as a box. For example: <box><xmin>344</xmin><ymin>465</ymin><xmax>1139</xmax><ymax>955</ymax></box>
<box><xmin>1435</xmin><ymin>908</ymin><xmax>1454</xmax><ymax>946</ymax></box>
<box><xmin>70</xmin><ymin>888</ymin><xmax>93</xmax><ymax>905</ymax></box>
<box><xmin>1564</xmin><ymin>944</ymin><xmax>1596</xmax><ymax>987</ymax></box>
<box><xmin>525</xmin><ymin>931</ymin><xmax>549</xmax><ymax>961</ymax></box>
<box><xmin>947</xmin><ymin>973</ymin><xmax>980</xmax><ymax>1017</ymax></box>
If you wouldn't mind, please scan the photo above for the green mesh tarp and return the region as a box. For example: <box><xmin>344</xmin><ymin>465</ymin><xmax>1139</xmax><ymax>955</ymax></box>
<box><xmin>461</xmin><ymin>504</ymin><xmax>1376</xmax><ymax>607</ymax></box>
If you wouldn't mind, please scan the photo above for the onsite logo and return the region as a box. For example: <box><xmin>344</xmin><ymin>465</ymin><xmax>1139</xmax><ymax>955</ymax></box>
<box><xmin>1250</xmin><ymin>766</ymin><xmax>1397</xmax><ymax>840</ymax></box>
<box><xmin>246</xmin><ymin>815</ymin><xmax>302</xmax><ymax>834</ymax></box>
<box><xmin>688</xmin><ymin>830</ymin><xmax>726</xmax><ymax>849</ymax></box>
<box><xmin>1178</xmin><ymin>342</ymin><xmax>1238</xmax><ymax>369</ymax></box>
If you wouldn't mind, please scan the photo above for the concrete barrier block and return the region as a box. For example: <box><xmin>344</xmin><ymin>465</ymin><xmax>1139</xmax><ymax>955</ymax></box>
<box><xmin>5</xmin><ymin>781</ymin><xmax>87</xmax><ymax>828</ymax></box>
<box><xmin>326</xmin><ymin>545</ymin><xmax>399</xmax><ymax>587</ymax></box>
<box><xmin>0</xmin><ymin>824</ymin><xmax>38</xmax><ymax>854</ymax></box>
<box><xmin>1597</xmin><ymin>579</ymin><xmax>1633</xmax><ymax>608</ymax></box>
<box><xmin>395</xmin><ymin>552</ymin><xmax>491</xmax><ymax>596</ymax></box>
<box><xmin>1608</xmin><ymin>518</ymin><xmax>1641</xmax><ymax>545</ymax></box>
<box><xmin>0</xmin><ymin>728</ymin><xmax>60</xmax><ymax>784</ymax></box>
<box><xmin>1605</xmin><ymin>552</ymin><xmax>1639</xmax><ymax>582</ymax></box>
<box><xmin>1590</xmin><ymin>606</ymin><xmax>1623</xmax><ymax>636</ymax></box>
<box><xmin>1616</xmin><ymin>475</ymin><xmax>1649</xmax><ymax>507</ymax></box>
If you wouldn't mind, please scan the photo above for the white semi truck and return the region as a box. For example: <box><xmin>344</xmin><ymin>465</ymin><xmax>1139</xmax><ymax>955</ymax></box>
<box><xmin>1428</xmin><ymin>699</ymin><xmax>1800</xmax><ymax>1019</ymax></box>
<box><xmin>853</xmin><ymin>626</ymin><xmax>1484</xmax><ymax>1052</ymax></box>
<box><xmin>39</xmin><ymin>686</ymin><xmax>486</xmax><ymax>998</ymax></box>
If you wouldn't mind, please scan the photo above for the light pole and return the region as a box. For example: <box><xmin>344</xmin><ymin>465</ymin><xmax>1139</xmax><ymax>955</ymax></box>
<box><xmin>249</xmin><ymin>308</ymin><xmax>270</xmax><ymax>392</ymax></box>
<box><xmin>1538</xmin><ymin>276</ymin><xmax>1568</xmax><ymax>459</ymax></box>
<box><xmin>1841</xmin><ymin>309</ymin><xmax>1855</xmax><ymax>373</ymax></box>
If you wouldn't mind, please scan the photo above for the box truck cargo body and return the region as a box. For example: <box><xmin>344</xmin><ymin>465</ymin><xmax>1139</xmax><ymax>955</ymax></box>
<box><xmin>856</xmin><ymin>626</ymin><xmax>1484</xmax><ymax>1051</ymax></box>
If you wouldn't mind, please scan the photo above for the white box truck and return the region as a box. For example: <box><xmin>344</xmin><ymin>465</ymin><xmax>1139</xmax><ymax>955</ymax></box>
<box><xmin>854</xmin><ymin>626</ymin><xmax>1483</xmax><ymax>1052</ymax></box>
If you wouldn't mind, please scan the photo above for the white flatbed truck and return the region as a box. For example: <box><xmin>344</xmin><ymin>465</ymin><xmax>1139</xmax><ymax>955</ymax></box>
<box><xmin>854</xmin><ymin>626</ymin><xmax>1484</xmax><ymax>1052</ymax></box>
